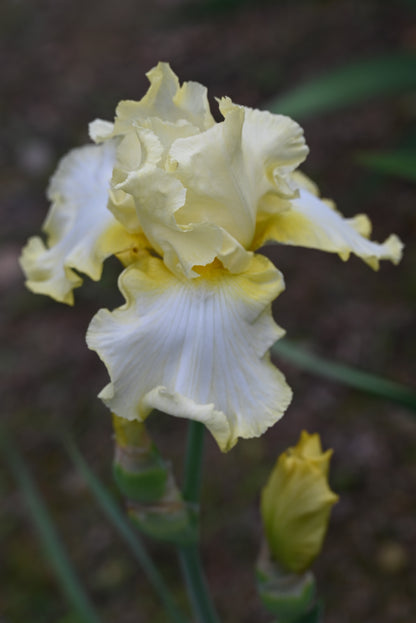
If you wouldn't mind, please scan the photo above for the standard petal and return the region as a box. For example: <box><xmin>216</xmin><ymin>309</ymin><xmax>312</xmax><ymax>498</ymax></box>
<box><xmin>219</xmin><ymin>98</ymin><xmax>309</xmax><ymax>198</ymax></box>
<box><xmin>108</xmin><ymin>127</ymin><xmax>165</xmax><ymax>232</ymax></box>
<box><xmin>254</xmin><ymin>184</ymin><xmax>403</xmax><ymax>269</ymax></box>
<box><xmin>168</xmin><ymin>99</ymin><xmax>308</xmax><ymax>250</ymax></box>
<box><xmin>108</xmin><ymin>120</ymin><xmax>201</xmax><ymax>233</ymax></box>
<box><xmin>20</xmin><ymin>141</ymin><xmax>140</xmax><ymax>305</ymax></box>
<box><xmin>120</xmin><ymin>165</ymin><xmax>252</xmax><ymax>277</ymax></box>
<box><xmin>86</xmin><ymin>253</ymin><xmax>291</xmax><ymax>451</ymax></box>
<box><xmin>114</xmin><ymin>62</ymin><xmax>215</xmax><ymax>133</ymax></box>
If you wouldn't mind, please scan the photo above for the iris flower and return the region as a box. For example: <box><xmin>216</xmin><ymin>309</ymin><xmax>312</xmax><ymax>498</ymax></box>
<box><xmin>20</xmin><ymin>63</ymin><xmax>403</xmax><ymax>451</ymax></box>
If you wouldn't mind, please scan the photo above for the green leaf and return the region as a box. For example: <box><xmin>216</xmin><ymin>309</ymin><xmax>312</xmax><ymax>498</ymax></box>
<box><xmin>64</xmin><ymin>439</ymin><xmax>189</xmax><ymax>623</ymax></box>
<box><xmin>268</xmin><ymin>53</ymin><xmax>416</xmax><ymax>119</ymax></box>
<box><xmin>272</xmin><ymin>340</ymin><xmax>416</xmax><ymax>411</ymax></box>
<box><xmin>0</xmin><ymin>429</ymin><xmax>102</xmax><ymax>623</ymax></box>
<box><xmin>356</xmin><ymin>150</ymin><xmax>416</xmax><ymax>183</ymax></box>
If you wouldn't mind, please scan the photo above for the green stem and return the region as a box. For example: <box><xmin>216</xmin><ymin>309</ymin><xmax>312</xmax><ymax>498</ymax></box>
<box><xmin>182</xmin><ymin>421</ymin><xmax>205</xmax><ymax>504</ymax></box>
<box><xmin>179</xmin><ymin>421</ymin><xmax>221</xmax><ymax>623</ymax></box>
<box><xmin>178</xmin><ymin>545</ymin><xmax>221</xmax><ymax>623</ymax></box>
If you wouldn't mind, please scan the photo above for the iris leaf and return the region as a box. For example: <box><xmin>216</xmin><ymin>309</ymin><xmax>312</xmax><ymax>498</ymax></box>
<box><xmin>0</xmin><ymin>429</ymin><xmax>102</xmax><ymax>623</ymax></box>
<box><xmin>273</xmin><ymin>340</ymin><xmax>416</xmax><ymax>411</ymax></box>
<box><xmin>356</xmin><ymin>150</ymin><xmax>416</xmax><ymax>183</ymax></box>
<box><xmin>268</xmin><ymin>53</ymin><xmax>416</xmax><ymax>119</ymax></box>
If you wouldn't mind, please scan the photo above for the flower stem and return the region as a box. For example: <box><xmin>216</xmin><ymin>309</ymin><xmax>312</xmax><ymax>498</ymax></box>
<box><xmin>179</xmin><ymin>421</ymin><xmax>221</xmax><ymax>623</ymax></box>
<box><xmin>182</xmin><ymin>420</ymin><xmax>205</xmax><ymax>504</ymax></box>
<box><xmin>178</xmin><ymin>545</ymin><xmax>221</xmax><ymax>623</ymax></box>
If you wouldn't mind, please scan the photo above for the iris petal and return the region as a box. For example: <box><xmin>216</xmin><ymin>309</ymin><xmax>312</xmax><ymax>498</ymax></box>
<box><xmin>113</xmin><ymin>62</ymin><xmax>215</xmax><ymax>132</ymax></box>
<box><xmin>87</xmin><ymin>253</ymin><xmax>291</xmax><ymax>451</ymax></box>
<box><xmin>20</xmin><ymin>141</ymin><xmax>140</xmax><ymax>304</ymax></box>
<box><xmin>254</xmin><ymin>175</ymin><xmax>403</xmax><ymax>268</ymax></box>
<box><xmin>168</xmin><ymin>99</ymin><xmax>308</xmax><ymax>250</ymax></box>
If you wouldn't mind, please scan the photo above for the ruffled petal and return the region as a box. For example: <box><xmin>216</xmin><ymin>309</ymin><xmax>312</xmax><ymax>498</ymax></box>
<box><xmin>86</xmin><ymin>253</ymin><xmax>291</xmax><ymax>451</ymax></box>
<box><xmin>102</xmin><ymin>119</ymin><xmax>203</xmax><ymax>235</ymax></box>
<box><xmin>113</xmin><ymin>62</ymin><xmax>215</xmax><ymax>132</ymax></box>
<box><xmin>219</xmin><ymin>98</ymin><xmax>309</xmax><ymax>199</ymax></box>
<box><xmin>254</xmin><ymin>182</ymin><xmax>403</xmax><ymax>269</ymax></box>
<box><xmin>167</xmin><ymin>99</ymin><xmax>308</xmax><ymax>251</ymax></box>
<box><xmin>120</xmin><ymin>165</ymin><xmax>252</xmax><ymax>277</ymax></box>
<box><xmin>108</xmin><ymin>120</ymin><xmax>203</xmax><ymax>234</ymax></box>
<box><xmin>20</xmin><ymin>141</ymin><xmax>140</xmax><ymax>304</ymax></box>
<box><xmin>89</xmin><ymin>119</ymin><xmax>115</xmax><ymax>143</ymax></box>
<box><xmin>108</xmin><ymin>127</ymin><xmax>164</xmax><ymax>232</ymax></box>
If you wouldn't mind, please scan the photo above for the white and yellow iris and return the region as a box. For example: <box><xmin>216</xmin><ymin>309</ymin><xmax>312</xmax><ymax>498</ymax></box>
<box><xmin>20</xmin><ymin>62</ymin><xmax>403</xmax><ymax>450</ymax></box>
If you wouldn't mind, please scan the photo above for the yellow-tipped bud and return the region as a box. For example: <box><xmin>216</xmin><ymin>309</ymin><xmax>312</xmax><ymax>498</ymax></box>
<box><xmin>261</xmin><ymin>431</ymin><xmax>338</xmax><ymax>574</ymax></box>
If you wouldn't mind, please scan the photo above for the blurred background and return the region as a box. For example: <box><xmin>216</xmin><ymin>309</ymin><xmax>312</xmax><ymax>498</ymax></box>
<box><xmin>1</xmin><ymin>0</ymin><xmax>416</xmax><ymax>621</ymax></box>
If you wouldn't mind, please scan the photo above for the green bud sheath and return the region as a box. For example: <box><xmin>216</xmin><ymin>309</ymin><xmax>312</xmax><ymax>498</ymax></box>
<box><xmin>112</xmin><ymin>414</ymin><xmax>197</xmax><ymax>545</ymax></box>
<box><xmin>128</xmin><ymin>475</ymin><xmax>199</xmax><ymax>546</ymax></box>
<box><xmin>256</xmin><ymin>543</ymin><xmax>316</xmax><ymax>623</ymax></box>
<box><xmin>112</xmin><ymin>414</ymin><xmax>168</xmax><ymax>503</ymax></box>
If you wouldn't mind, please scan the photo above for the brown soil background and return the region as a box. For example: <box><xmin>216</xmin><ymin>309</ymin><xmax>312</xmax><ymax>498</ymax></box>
<box><xmin>1</xmin><ymin>1</ymin><xmax>416</xmax><ymax>622</ymax></box>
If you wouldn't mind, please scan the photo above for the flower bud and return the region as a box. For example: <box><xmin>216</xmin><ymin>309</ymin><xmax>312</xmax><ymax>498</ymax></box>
<box><xmin>261</xmin><ymin>431</ymin><xmax>338</xmax><ymax>574</ymax></box>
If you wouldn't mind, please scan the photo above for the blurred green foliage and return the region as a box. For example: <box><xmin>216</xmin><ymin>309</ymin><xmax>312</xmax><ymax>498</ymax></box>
<box><xmin>0</xmin><ymin>430</ymin><xmax>102</xmax><ymax>623</ymax></box>
<box><xmin>273</xmin><ymin>340</ymin><xmax>416</xmax><ymax>411</ymax></box>
<box><xmin>357</xmin><ymin>150</ymin><xmax>416</xmax><ymax>183</ymax></box>
<box><xmin>269</xmin><ymin>54</ymin><xmax>416</xmax><ymax>119</ymax></box>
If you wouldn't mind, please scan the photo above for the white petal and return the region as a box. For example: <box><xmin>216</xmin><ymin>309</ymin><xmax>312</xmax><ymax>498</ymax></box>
<box><xmin>255</xmin><ymin>186</ymin><xmax>403</xmax><ymax>268</ymax></box>
<box><xmin>87</xmin><ymin>254</ymin><xmax>291</xmax><ymax>451</ymax></box>
<box><xmin>20</xmin><ymin>141</ymin><xmax>138</xmax><ymax>304</ymax></box>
